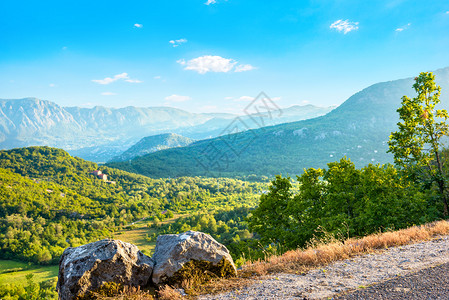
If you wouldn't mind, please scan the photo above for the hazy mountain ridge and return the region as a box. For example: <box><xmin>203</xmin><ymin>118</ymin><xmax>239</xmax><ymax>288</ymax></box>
<box><xmin>110</xmin><ymin>133</ymin><xmax>195</xmax><ymax>162</ymax></box>
<box><xmin>107</xmin><ymin>67</ymin><xmax>449</xmax><ymax>178</ymax></box>
<box><xmin>0</xmin><ymin>98</ymin><xmax>333</xmax><ymax>162</ymax></box>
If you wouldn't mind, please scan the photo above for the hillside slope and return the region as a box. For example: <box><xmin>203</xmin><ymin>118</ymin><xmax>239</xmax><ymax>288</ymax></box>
<box><xmin>109</xmin><ymin>133</ymin><xmax>194</xmax><ymax>162</ymax></box>
<box><xmin>107</xmin><ymin>67</ymin><xmax>449</xmax><ymax>178</ymax></box>
<box><xmin>0</xmin><ymin>146</ymin><xmax>265</xmax><ymax>263</ymax></box>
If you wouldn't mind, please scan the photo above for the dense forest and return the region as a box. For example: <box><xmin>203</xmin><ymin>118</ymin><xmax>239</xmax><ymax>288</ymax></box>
<box><xmin>0</xmin><ymin>146</ymin><xmax>266</xmax><ymax>264</ymax></box>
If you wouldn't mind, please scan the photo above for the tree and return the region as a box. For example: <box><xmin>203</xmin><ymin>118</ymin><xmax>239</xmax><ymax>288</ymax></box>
<box><xmin>388</xmin><ymin>72</ymin><xmax>449</xmax><ymax>215</ymax></box>
<box><xmin>248</xmin><ymin>175</ymin><xmax>293</xmax><ymax>245</ymax></box>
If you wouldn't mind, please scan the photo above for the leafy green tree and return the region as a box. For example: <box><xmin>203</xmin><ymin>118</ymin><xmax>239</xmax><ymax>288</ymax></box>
<box><xmin>248</xmin><ymin>175</ymin><xmax>293</xmax><ymax>245</ymax></box>
<box><xmin>249</xmin><ymin>158</ymin><xmax>430</xmax><ymax>252</ymax></box>
<box><xmin>388</xmin><ymin>72</ymin><xmax>449</xmax><ymax>215</ymax></box>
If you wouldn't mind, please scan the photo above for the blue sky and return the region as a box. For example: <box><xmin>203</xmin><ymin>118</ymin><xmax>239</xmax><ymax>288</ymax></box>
<box><xmin>1</xmin><ymin>0</ymin><xmax>449</xmax><ymax>114</ymax></box>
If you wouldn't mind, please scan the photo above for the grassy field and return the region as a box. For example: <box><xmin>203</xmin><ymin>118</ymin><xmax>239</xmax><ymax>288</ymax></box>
<box><xmin>0</xmin><ymin>260</ymin><xmax>58</xmax><ymax>285</ymax></box>
<box><xmin>113</xmin><ymin>213</ymin><xmax>184</xmax><ymax>256</ymax></box>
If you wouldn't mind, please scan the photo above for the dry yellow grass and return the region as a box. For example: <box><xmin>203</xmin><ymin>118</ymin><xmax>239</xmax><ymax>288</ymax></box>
<box><xmin>241</xmin><ymin>220</ymin><xmax>449</xmax><ymax>276</ymax></box>
<box><xmin>157</xmin><ymin>285</ymin><xmax>183</xmax><ymax>300</ymax></box>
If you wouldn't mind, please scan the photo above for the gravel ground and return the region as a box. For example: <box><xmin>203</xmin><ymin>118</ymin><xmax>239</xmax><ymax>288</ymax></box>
<box><xmin>199</xmin><ymin>236</ymin><xmax>449</xmax><ymax>300</ymax></box>
<box><xmin>334</xmin><ymin>262</ymin><xmax>449</xmax><ymax>299</ymax></box>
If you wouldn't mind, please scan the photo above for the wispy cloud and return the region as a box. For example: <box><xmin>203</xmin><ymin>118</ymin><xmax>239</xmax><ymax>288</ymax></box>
<box><xmin>178</xmin><ymin>55</ymin><xmax>255</xmax><ymax>74</ymax></box>
<box><xmin>101</xmin><ymin>92</ymin><xmax>117</xmax><ymax>96</ymax></box>
<box><xmin>165</xmin><ymin>94</ymin><xmax>192</xmax><ymax>102</ymax></box>
<box><xmin>49</xmin><ymin>83</ymin><xmax>56</xmax><ymax>87</ymax></box>
<box><xmin>154</xmin><ymin>76</ymin><xmax>161</xmax><ymax>79</ymax></box>
<box><xmin>205</xmin><ymin>0</ymin><xmax>217</xmax><ymax>5</ymax></box>
<box><xmin>134</xmin><ymin>23</ymin><xmax>143</xmax><ymax>28</ymax></box>
<box><xmin>124</xmin><ymin>78</ymin><xmax>143</xmax><ymax>83</ymax></box>
<box><xmin>169</xmin><ymin>38</ymin><xmax>188</xmax><ymax>47</ymax></box>
<box><xmin>235</xmin><ymin>64</ymin><xmax>256</xmax><ymax>72</ymax></box>
<box><xmin>330</xmin><ymin>19</ymin><xmax>359</xmax><ymax>34</ymax></box>
<box><xmin>395</xmin><ymin>23</ymin><xmax>411</xmax><ymax>32</ymax></box>
<box><xmin>92</xmin><ymin>73</ymin><xmax>142</xmax><ymax>85</ymax></box>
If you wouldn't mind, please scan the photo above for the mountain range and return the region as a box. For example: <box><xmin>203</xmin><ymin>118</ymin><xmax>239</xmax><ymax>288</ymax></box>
<box><xmin>0</xmin><ymin>98</ymin><xmax>334</xmax><ymax>162</ymax></box>
<box><xmin>106</xmin><ymin>67</ymin><xmax>449</xmax><ymax>178</ymax></box>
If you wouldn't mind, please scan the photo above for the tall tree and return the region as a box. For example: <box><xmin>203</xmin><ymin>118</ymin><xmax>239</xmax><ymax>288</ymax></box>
<box><xmin>388</xmin><ymin>72</ymin><xmax>449</xmax><ymax>215</ymax></box>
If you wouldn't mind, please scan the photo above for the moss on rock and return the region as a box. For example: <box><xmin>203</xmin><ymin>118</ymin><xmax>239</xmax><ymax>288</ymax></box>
<box><xmin>164</xmin><ymin>258</ymin><xmax>236</xmax><ymax>286</ymax></box>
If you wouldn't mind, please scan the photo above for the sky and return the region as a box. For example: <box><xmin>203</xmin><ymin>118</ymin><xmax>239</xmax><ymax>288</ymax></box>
<box><xmin>1</xmin><ymin>0</ymin><xmax>449</xmax><ymax>114</ymax></box>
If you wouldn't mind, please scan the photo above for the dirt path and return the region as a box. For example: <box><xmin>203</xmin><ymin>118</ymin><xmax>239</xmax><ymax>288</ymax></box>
<box><xmin>199</xmin><ymin>236</ymin><xmax>449</xmax><ymax>299</ymax></box>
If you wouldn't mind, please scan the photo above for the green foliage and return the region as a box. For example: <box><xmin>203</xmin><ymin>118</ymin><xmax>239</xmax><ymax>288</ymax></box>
<box><xmin>0</xmin><ymin>146</ymin><xmax>266</xmax><ymax>264</ymax></box>
<box><xmin>0</xmin><ymin>275</ymin><xmax>57</xmax><ymax>300</ymax></box>
<box><xmin>249</xmin><ymin>158</ymin><xmax>431</xmax><ymax>250</ymax></box>
<box><xmin>247</xmin><ymin>176</ymin><xmax>294</xmax><ymax>246</ymax></box>
<box><xmin>388</xmin><ymin>72</ymin><xmax>449</xmax><ymax>215</ymax></box>
<box><xmin>148</xmin><ymin>206</ymin><xmax>257</xmax><ymax>263</ymax></box>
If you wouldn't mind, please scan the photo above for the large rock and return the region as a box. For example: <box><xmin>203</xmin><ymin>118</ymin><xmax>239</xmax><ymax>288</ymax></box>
<box><xmin>57</xmin><ymin>239</ymin><xmax>153</xmax><ymax>300</ymax></box>
<box><xmin>152</xmin><ymin>230</ymin><xmax>237</xmax><ymax>285</ymax></box>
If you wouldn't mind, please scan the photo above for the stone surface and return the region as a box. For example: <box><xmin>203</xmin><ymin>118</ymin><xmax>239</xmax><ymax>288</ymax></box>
<box><xmin>152</xmin><ymin>230</ymin><xmax>237</xmax><ymax>285</ymax></box>
<box><xmin>57</xmin><ymin>239</ymin><xmax>153</xmax><ymax>300</ymax></box>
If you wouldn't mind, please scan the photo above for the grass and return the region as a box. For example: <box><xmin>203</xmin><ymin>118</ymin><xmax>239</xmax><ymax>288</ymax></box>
<box><xmin>0</xmin><ymin>260</ymin><xmax>59</xmax><ymax>285</ymax></box>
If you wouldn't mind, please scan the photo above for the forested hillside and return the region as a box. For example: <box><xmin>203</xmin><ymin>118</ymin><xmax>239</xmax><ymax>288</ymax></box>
<box><xmin>0</xmin><ymin>147</ymin><xmax>265</xmax><ymax>264</ymax></box>
<box><xmin>108</xmin><ymin>67</ymin><xmax>449</xmax><ymax>178</ymax></box>
<box><xmin>109</xmin><ymin>133</ymin><xmax>194</xmax><ymax>162</ymax></box>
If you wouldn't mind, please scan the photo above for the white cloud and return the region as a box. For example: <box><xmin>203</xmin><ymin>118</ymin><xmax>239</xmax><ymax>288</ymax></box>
<box><xmin>62</xmin><ymin>46</ymin><xmax>67</xmax><ymax>50</ymax></box>
<box><xmin>154</xmin><ymin>76</ymin><xmax>161</xmax><ymax>79</ymax></box>
<box><xmin>205</xmin><ymin>0</ymin><xmax>216</xmax><ymax>5</ymax></box>
<box><xmin>124</xmin><ymin>79</ymin><xmax>143</xmax><ymax>83</ymax></box>
<box><xmin>178</xmin><ymin>55</ymin><xmax>254</xmax><ymax>74</ymax></box>
<box><xmin>169</xmin><ymin>38</ymin><xmax>188</xmax><ymax>47</ymax></box>
<box><xmin>330</xmin><ymin>19</ymin><xmax>359</xmax><ymax>34</ymax></box>
<box><xmin>234</xmin><ymin>64</ymin><xmax>256</xmax><ymax>72</ymax></box>
<box><xmin>49</xmin><ymin>83</ymin><xmax>56</xmax><ymax>87</ymax></box>
<box><xmin>180</xmin><ymin>55</ymin><xmax>236</xmax><ymax>74</ymax></box>
<box><xmin>101</xmin><ymin>92</ymin><xmax>117</xmax><ymax>96</ymax></box>
<box><xmin>165</xmin><ymin>94</ymin><xmax>192</xmax><ymax>102</ymax></box>
<box><xmin>92</xmin><ymin>73</ymin><xmax>142</xmax><ymax>85</ymax></box>
<box><xmin>395</xmin><ymin>23</ymin><xmax>411</xmax><ymax>32</ymax></box>
<box><xmin>301</xmin><ymin>100</ymin><xmax>310</xmax><ymax>104</ymax></box>
<box><xmin>134</xmin><ymin>23</ymin><xmax>143</xmax><ymax>28</ymax></box>
<box><xmin>446</xmin><ymin>11</ymin><xmax>449</xmax><ymax>14</ymax></box>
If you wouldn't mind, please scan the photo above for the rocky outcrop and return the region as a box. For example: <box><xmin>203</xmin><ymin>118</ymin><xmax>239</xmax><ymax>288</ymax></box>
<box><xmin>152</xmin><ymin>230</ymin><xmax>237</xmax><ymax>285</ymax></box>
<box><xmin>57</xmin><ymin>239</ymin><xmax>153</xmax><ymax>300</ymax></box>
<box><xmin>57</xmin><ymin>232</ymin><xmax>237</xmax><ymax>298</ymax></box>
